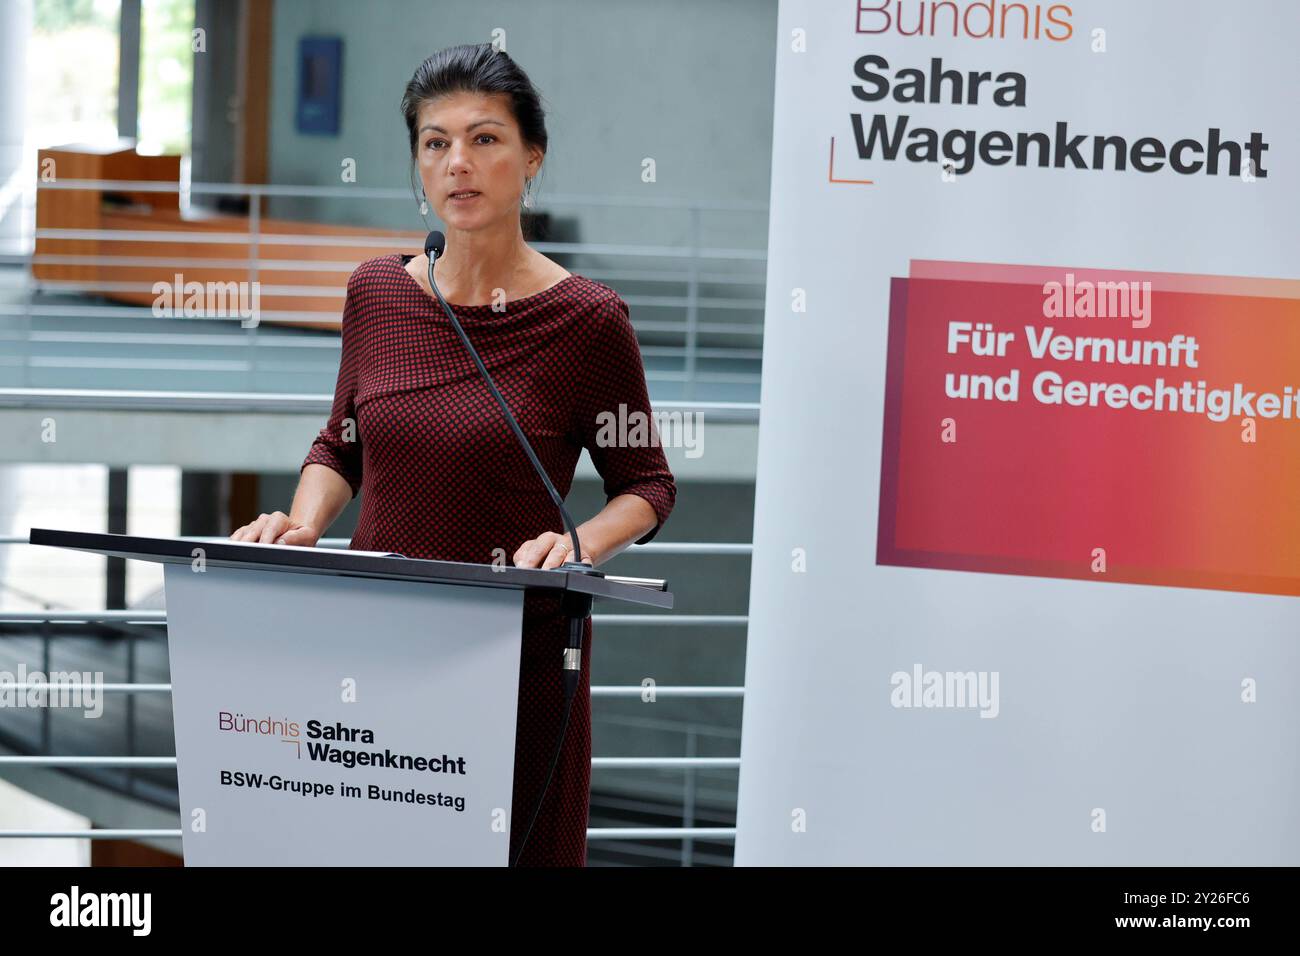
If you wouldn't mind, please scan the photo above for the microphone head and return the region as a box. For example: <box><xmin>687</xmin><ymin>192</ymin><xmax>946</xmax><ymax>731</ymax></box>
<box><xmin>424</xmin><ymin>230</ymin><xmax>445</xmax><ymax>261</ymax></box>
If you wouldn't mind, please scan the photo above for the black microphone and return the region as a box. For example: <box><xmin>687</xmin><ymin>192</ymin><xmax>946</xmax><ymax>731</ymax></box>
<box><xmin>421</xmin><ymin>231</ymin><xmax>596</xmax><ymax>865</ymax></box>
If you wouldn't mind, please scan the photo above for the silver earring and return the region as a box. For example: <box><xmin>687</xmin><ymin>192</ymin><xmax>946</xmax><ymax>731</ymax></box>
<box><xmin>418</xmin><ymin>188</ymin><xmax>428</xmax><ymax>216</ymax></box>
<box><xmin>521</xmin><ymin>178</ymin><xmax>534</xmax><ymax>209</ymax></box>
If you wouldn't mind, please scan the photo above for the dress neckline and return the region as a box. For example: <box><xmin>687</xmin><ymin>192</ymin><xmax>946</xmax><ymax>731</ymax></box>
<box><xmin>395</xmin><ymin>253</ymin><xmax>578</xmax><ymax>311</ymax></box>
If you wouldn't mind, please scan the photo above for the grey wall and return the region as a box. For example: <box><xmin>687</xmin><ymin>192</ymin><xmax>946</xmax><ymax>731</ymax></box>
<box><xmin>264</xmin><ymin>0</ymin><xmax>777</xmax><ymax>250</ymax></box>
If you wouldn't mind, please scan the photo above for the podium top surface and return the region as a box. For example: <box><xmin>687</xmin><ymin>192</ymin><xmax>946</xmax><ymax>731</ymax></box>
<box><xmin>29</xmin><ymin>528</ymin><xmax>672</xmax><ymax>610</ymax></box>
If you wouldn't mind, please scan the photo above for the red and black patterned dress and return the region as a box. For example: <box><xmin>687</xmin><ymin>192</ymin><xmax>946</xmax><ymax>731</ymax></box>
<box><xmin>300</xmin><ymin>253</ymin><xmax>676</xmax><ymax>866</ymax></box>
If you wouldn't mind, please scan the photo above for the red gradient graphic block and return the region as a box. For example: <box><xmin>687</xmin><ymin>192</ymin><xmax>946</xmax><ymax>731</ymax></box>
<box><xmin>876</xmin><ymin>263</ymin><xmax>1300</xmax><ymax>597</ymax></box>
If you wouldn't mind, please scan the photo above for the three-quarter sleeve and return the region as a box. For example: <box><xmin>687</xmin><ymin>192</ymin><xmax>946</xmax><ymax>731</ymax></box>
<box><xmin>301</xmin><ymin>272</ymin><xmax>363</xmax><ymax>498</ymax></box>
<box><xmin>574</xmin><ymin>294</ymin><xmax>677</xmax><ymax>545</ymax></box>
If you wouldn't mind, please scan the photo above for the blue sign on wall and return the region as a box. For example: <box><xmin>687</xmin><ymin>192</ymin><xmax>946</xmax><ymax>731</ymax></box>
<box><xmin>296</xmin><ymin>36</ymin><xmax>343</xmax><ymax>135</ymax></box>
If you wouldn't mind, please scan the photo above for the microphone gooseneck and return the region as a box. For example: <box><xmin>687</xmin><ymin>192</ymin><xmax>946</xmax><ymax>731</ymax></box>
<box><xmin>420</xmin><ymin>230</ymin><xmax>596</xmax><ymax>867</ymax></box>
<box><xmin>422</xmin><ymin>231</ymin><xmax>593</xmax><ymax>581</ymax></box>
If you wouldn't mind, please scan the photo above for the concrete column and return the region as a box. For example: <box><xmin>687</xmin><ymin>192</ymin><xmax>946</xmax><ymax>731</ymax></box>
<box><xmin>0</xmin><ymin>0</ymin><xmax>33</xmax><ymax>254</ymax></box>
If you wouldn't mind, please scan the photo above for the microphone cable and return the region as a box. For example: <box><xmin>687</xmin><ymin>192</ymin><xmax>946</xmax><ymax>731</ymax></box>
<box><xmin>421</xmin><ymin>231</ymin><xmax>599</xmax><ymax>866</ymax></box>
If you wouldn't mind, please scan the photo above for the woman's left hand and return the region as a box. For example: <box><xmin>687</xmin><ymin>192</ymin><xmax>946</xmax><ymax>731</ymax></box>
<box><xmin>514</xmin><ymin>531</ymin><xmax>594</xmax><ymax>570</ymax></box>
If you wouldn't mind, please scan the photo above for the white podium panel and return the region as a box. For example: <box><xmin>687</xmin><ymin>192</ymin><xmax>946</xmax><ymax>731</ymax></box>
<box><xmin>163</xmin><ymin>563</ymin><xmax>524</xmax><ymax>866</ymax></box>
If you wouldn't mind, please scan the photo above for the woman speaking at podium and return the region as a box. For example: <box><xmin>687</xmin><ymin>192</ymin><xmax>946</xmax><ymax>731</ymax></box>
<box><xmin>229</xmin><ymin>44</ymin><xmax>676</xmax><ymax>866</ymax></box>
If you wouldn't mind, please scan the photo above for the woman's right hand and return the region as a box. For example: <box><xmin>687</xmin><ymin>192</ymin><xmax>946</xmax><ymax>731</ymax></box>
<box><xmin>229</xmin><ymin>511</ymin><xmax>319</xmax><ymax>547</ymax></box>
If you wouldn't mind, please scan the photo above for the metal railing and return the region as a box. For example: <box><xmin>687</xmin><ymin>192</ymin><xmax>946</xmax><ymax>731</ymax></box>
<box><xmin>0</xmin><ymin>388</ymin><xmax>760</xmax><ymax>423</ymax></box>
<box><xmin>0</xmin><ymin>534</ymin><xmax>750</xmax><ymax>861</ymax></box>
<box><xmin>0</xmin><ymin>175</ymin><xmax>761</xmax><ymax>861</ymax></box>
<box><xmin>0</xmin><ymin>534</ymin><xmax>756</xmax><ymax>554</ymax></box>
<box><xmin>0</xmin><ymin>828</ymin><xmax>736</xmax><ymax>842</ymax></box>
<box><xmin>3</xmin><ymin>178</ymin><xmax>767</xmax><ymax>401</ymax></box>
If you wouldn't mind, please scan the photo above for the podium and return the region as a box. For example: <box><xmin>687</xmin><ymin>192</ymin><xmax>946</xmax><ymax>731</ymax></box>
<box><xmin>28</xmin><ymin>528</ymin><xmax>672</xmax><ymax>866</ymax></box>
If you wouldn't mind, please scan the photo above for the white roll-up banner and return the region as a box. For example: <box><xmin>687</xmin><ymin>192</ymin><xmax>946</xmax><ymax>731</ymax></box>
<box><xmin>737</xmin><ymin>0</ymin><xmax>1300</xmax><ymax>864</ymax></box>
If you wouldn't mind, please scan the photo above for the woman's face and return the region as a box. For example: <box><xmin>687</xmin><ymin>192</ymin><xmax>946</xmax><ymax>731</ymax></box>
<box><xmin>414</xmin><ymin>90</ymin><xmax>541</xmax><ymax>231</ymax></box>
